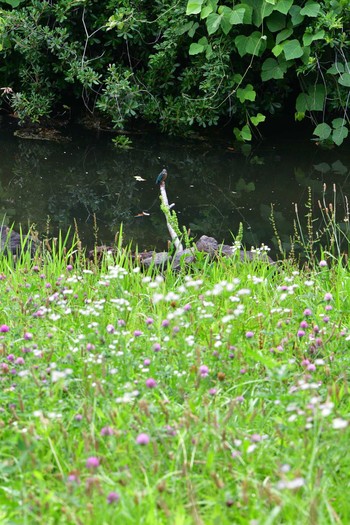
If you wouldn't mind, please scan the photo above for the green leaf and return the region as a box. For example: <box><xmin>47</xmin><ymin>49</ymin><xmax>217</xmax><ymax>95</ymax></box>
<box><xmin>230</xmin><ymin>7</ymin><xmax>246</xmax><ymax>24</ymax></box>
<box><xmin>235</xmin><ymin>32</ymin><xmax>266</xmax><ymax>57</ymax></box>
<box><xmin>332</xmin><ymin>118</ymin><xmax>345</xmax><ymax>129</ymax></box>
<box><xmin>261</xmin><ymin>58</ymin><xmax>287</xmax><ymax>80</ymax></box>
<box><xmin>300</xmin><ymin>1</ymin><xmax>320</xmax><ymax>17</ymax></box>
<box><xmin>283</xmin><ymin>39</ymin><xmax>303</xmax><ymax>60</ymax></box>
<box><xmin>274</xmin><ymin>0</ymin><xmax>293</xmax><ymax>15</ymax></box>
<box><xmin>186</xmin><ymin>0</ymin><xmax>204</xmax><ymax>15</ymax></box>
<box><xmin>327</xmin><ymin>63</ymin><xmax>344</xmax><ymax>75</ymax></box>
<box><xmin>313</xmin><ymin>123</ymin><xmax>332</xmax><ymax>140</ymax></box>
<box><xmin>303</xmin><ymin>29</ymin><xmax>325</xmax><ymax>46</ymax></box>
<box><xmin>243</xmin><ymin>0</ymin><xmax>274</xmax><ymax>27</ymax></box>
<box><xmin>296</xmin><ymin>84</ymin><xmax>325</xmax><ymax>112</ymax></box>
<box><xmin>189</xmin><ymin>42</ymin><xmax>205</xmax><ymax>55</ymax></box>
<box><xmin>272</xmin><ymin>44</ymin><xmax>284</xmax><ymax>57</ymax></box>
<box><xmin>241</xmin><ymin>124</ymin><xmax>252</xmax><ymax>141</ymax></box>
<box><xmin>188</xmin><ymin>22</ymin><xmax>199</xmax><ymax>37</ymax></box>
<box><xmin>295</xmin><ymin>111</ymin><xmax>305</xmax><ymax>121</ymax></box>
<box><xmin>250</xmin><ymin>113</ymin><xmax>266</xmax><ymax>126</ymax></box>
<box><xmin>238</xmin><ymin>3</ymin><xmax>253</xmax><ymax>24</ymax></box>
<box><xmin>289</xmin><ymin>5</ymin><xmax>304</xmax><ymax>25</ymax></box>
<box><xmin>237</xmin><ymin>84</ymin><xmax>256</xmax><ymax>103</ymax></box>
<box><xmin>338</xmin><ymin>73</ymin><xmax>350</xmax><ymax>87</ymax></box>
<box><xmin>200</xmin><ymin>5</ymin><xmax>213</xmax><ymax>19</ymax></box>
<box><xmin>276</xmin><ymin>28</ymin><xmax>293</xmax><ymax>44</ymax></box>
<box><xmin>206</xmin><ymin>12</ymin><xmax>222</xmax><ymax>34</ymax></box>
<box><xmin>266</xmin><ymin>12</ymin><xmax>286</xmax><ymax>32</ymax></box>
<box><xmin>332</xmin><ymin>126</ymin><xmax>348</xmax><ymax>146</ymax></box>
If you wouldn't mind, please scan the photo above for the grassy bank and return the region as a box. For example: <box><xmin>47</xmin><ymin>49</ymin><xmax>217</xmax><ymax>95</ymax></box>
<box><xmin>0</xmin><ymin>245</ymin><xmax>349</xmax><ymax>524</ymax></box>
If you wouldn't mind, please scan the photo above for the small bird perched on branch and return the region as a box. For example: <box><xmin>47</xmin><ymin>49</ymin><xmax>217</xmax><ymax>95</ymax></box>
<box><xmin>156</xmin><ymin>168</ymin><xmax>168</xmax><ymax>185</ymax></box>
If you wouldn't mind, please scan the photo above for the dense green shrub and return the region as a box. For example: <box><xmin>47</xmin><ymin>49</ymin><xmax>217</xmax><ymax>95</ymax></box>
<box><xmin>0</xmin><ymin>0</ymin><xmax>349</xmax><ymax>145</ymax></box>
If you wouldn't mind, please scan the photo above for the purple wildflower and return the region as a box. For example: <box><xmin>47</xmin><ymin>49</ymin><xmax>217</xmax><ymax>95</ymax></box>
<box><xmin>324</xmin><ymin>292</ymin><xmax>333</xmax><ymax>301</ymax></box>
<box><xmin>107</xmin><ymin>491</ymin><xmax>120</xmax><ymax>504</ymax></box>
<box><xmin>0</xmin><ymin>325</ymin><xmax>9</xmax><ymax>333</ymax></box>
<box><xmin>245</xmin><ymin>331</ymin><xmax>254</xmax><ymax>339</ymax></box>
<box><xmin>134</xmin><ymin>330</ymin><xmax>143</xmax><ymax>337</ymax></box>
<box><xmin>319</xmin><ymin>260</ymin><xmax>328</xmax><ymax>267</ymax></box>
<box><xmin>303</xmin><ymin>308</ymin><xmax>312</xmax><ymax>316</ymax></box>
<box><xmin>86</xmin><ymin>456</ymin><xmax>100</xmax><ymax>469</ymax></box>
<box><xmin>199</xmin><ymin>365</ymin><xmax>209</xmax><ymax>377</ymax></box>
<box><xmin>136</xmin><ymin>433</ymin><xmax>150</xmax><ymax>445</ymax></box>
<box><xmin>101</xmin><ymin>426</ymin><xmax>114</xmax><ymax>436</ymax></box>
<box><xmin>146</xmin><ymin>378</ymin><xmax>157</xmax><ymax>389</ymax></box>
<box><xmin>106</xmin><ymin>324</ymin><xmax>115</xmax><ymax>334</ymax></box>
<box><xmin>145</xmin><ymin>317</ymin><xmax>154</xmax><ymax>325</ymax></box>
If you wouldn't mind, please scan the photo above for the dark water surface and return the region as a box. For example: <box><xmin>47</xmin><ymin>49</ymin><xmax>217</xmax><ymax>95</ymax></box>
<box><xmin>1</xmin><ymin>118</ymin><xmax>350</xmax><ymax>255</ymax></box>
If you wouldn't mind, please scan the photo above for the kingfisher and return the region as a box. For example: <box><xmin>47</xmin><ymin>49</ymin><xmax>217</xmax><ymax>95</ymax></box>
<box><xmin>156</xmin><ymin>168</ymin><xmax>168</xmax><ymax>185</ymax></box>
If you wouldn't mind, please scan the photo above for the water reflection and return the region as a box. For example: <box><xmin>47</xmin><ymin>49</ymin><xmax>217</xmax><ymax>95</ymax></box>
<box><xmin>1</xmin><ymin>119</ymin><xmax>350</xmax><ymax>255</ymax></box>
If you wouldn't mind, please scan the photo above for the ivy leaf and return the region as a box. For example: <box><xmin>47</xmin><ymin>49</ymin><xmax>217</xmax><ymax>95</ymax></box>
<box><xmin>230</xmin><ymin>7</ymin><xmax>245</xmax><ymax>24</ymax></box>
<box><xmin>189</xmin><ymin>37</ymin><xmax>208</xmax><ymax>55</ymax></box>
<box><xmin>189</xmin><ymin>42</ymin><xmax>205</xmax><ymax>55</ymax></box>
<box><xmin>243</xmin><ymin>0</ymin><xmax>274</xmax><ymax>27</ymax></box>
<box><xmin>313</xmin><ymin>123</ymin><xmax>331</xmax><ymax>140</ymax></box>
<box><xmin>272</xmin><ymin>44</ymin><xmax>284</xmax><ymax>57</ymax></box>
<box><xmin>235</xmin><ymin>32</ymin><xmax>265</xmax><ymax>57</ymax></box>
<box><xmin>238</xmin><ymin>3</ymin><xmax>253</xmax><ymax>24</ymax></box>
<box><xmin>206</xmin><ymin>12</ymin><xmax>222</xmax><ymax>35</ymax></box>
<box><xmin>276</xmin><ymin>28</ymin><xmax>293</xmax><ymax>44</ymax></box>
<box><xmin>332</xmin><ymin>118</ymin><xmax>345</xmax><ymax>129</ymax></box>
<box><xmin>250</xmin><ymin>113</ymin><xmax>266</xmax><ymax>126</ymax></box>
<box><xmin>289</xmin><ymin>5</ymin><xmax>304</xmax><ymax>25</ymax></box>
<box><xmin>303</xmin><ymin>29</ymin><xmax>325</xmax><ymax>46</ymax></box>
<box><xmin>186</xmin><ymin>0</ymin><xmax>204</xmax><ymax>15</ymax></box>
<box><xmin>1</xmin><ymin>0</ymin><xmax>24</xmax><ymax>5</ymax></box>
<box><xmin>237</xmin><ymin>84</ymin><xmax>256</xmax><ymax>103</ymax></box>
<box><xmin>241</xmin><ymin>125</ymin><xmax>252</xmax><ymax>141</ymax></box>
<box><xmin>283</xmin><ymin>39</ymin><xmax>303</xmax><ymax>60</ymax></box>
<box><xmin>332</xmin><ymin>126</ymin><xmax>348</xmax><ymax>146</ymax></box>
<box><xmin>261</xmin><ymin>58</ymin><xmax>287</xmax><ymax>80</ymax></box>
<box><xmin>266</xmin><ymin>12</ymin><xmax>286</xmax><ymax>32</ymax></box>
<box><xmin>338</xmin><ymin>73</ymin><xmax>350</xmax><ymax>87</ymax></box>
<box><xmin>327</xmin><ymin>63</ymin><xmax>344</xmax><ymax>75</ymax></box>
<box><xmin>274</xmin><ymin>0</ymin><xmax>293</xmax><ymax>15</ymax></box>
<box><xmin>296</xmin><ymin>85</ymin><xmax>325</xmax><ymax>112</ymax></box>
<box><xmin>300</xmin><ymin>1</ymin><xmax>320</xmax><ymax>17</ymax></box>
<box><xmin>200</xmin><ymin>5</ymin><xmax>213</xmax><ymax>19</ymax></box>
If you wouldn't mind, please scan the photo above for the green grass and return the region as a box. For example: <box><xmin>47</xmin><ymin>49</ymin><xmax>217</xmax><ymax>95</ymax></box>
<box><xmin>0</xmin><ymin>242</ymin><xmax>349</xmax><ymax>524</ymax></box>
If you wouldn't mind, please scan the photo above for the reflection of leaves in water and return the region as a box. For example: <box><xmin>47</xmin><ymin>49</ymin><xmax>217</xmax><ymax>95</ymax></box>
<box><xmin>236</xmin><ymin>178</ymin><xmax>255</xmax><ymax>193</ymax></box>
<box><xmin>4</xmin><ymin>125</ymin><xmax>350</xmax><ymax>250</ymax></box>
<box><xmin>314</xmin><ymin>163</ymin><xmax>331</xmax><ymax>174</ymax></box>
<box><xmin>314</xmin><ymin>161</ymin><xmax>348</xmax><ymax>176</ymax></box>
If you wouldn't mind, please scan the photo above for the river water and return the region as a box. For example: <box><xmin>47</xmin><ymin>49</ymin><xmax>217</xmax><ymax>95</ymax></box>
<box><xmin>1</xmin><ymin>117</ymin><xmax>350</xmax><ymax>256</ymax></box>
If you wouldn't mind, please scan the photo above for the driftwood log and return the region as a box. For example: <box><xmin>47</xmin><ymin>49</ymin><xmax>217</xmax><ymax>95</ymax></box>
<box><xmin>134</xmin><ymin>235</ymin><xmax>273</xmax><ymax>270</ymax></box>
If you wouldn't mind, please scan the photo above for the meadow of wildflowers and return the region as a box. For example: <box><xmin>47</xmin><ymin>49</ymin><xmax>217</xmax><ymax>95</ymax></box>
<box><xmin>0</xmin><ymin>247</ymin><xmax>350</xmax><ymax>524</ymax></box>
